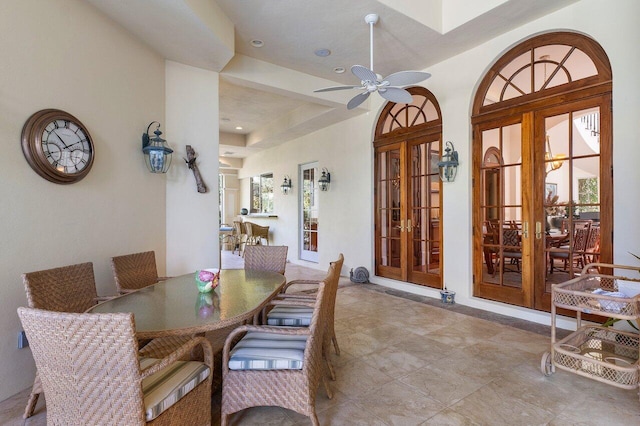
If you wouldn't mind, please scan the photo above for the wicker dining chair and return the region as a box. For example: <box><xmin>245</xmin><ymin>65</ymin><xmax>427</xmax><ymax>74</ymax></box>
<box><xmin>221</xmin><ymin>262</ymin><xmax>338</xmax><ymax>426</ymax></box>
<box><xmin>244</xmin><ymin>222</ymin><xmax>270</xmax><ymax>247</ymax></box>
<box><xmin>111</xmin><ymin>251</ymin><xmax>169</xmax><ymax>294</ymax></box>
<box><xmin>21</xmin><ymin>262</ymin><xmax>113</xmax><ymax>418</ymax></box>
<box><xmin>18</xmin><ymin>307</ymin><xmax>213</xmax><ymax>425</ymax></box>
<box><xmin>265</xmin><ymin>254</ymin><xmax>344</xmax><ymax>380</ymax></box>
<box><xmin>243</xmin><ymin>245</ymin><xmax>288</xmax><ymax>275</ymax></box>
<box><xmin>111</xmin><ymin>251</ymin><xmax>195</xmax><ymax>364</ymax></box>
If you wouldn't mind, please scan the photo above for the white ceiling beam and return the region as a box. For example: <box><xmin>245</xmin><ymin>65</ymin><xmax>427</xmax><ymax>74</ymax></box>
<box><xmin>87</xmin><ymin>0</ymin><xmax>234</xmax><ymax>71</ymax></box>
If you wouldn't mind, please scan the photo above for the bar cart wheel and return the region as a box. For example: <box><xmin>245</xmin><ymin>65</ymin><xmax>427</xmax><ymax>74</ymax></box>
<box><xmin>541</xmin><ymin>351</ymin><xmax>554</xmax><ymax>376</ymax></box>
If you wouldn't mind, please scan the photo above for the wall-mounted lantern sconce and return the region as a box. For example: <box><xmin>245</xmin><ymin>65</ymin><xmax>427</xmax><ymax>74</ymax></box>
<box><xmin>281</xmin><ymin>175</ymin><xmax>292</xmax><ymax>194</ymax></box>
<box><xmin>318</xmin><ymin>168</ymin><xmax>331</xmax><ymax>191</ymax></box>
<box><xmin>142</xmin><ymin>121</ymin><xmax>173</xmax><ymax>173</ymax></box>
<box><xmin>437</xmin><ymin>141</ymin><xmax>459</xmax><ymax>182</ymax></box>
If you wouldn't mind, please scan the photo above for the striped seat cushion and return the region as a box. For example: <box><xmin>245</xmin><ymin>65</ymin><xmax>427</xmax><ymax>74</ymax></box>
<box><xmin>228</xmin><ymin>331</ymin><xmax>308</xmax><ymax>370</ymax></box>
<box><xmin>266</xmin><ymin>306</ymin><xmax>313</xmax><ymax>326</ymax></box>
<box><xmin>140</xmin><ymin>358</ymin><xmax>210</xmax><ymax>421</ymax></box>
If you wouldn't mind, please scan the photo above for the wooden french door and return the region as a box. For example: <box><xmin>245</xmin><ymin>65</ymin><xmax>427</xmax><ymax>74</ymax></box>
<box><xmin>533</xmin><ymin>97</ymin><xmax>612</xmax><ymax>311</ymax></box>
<box><xmin>471</xmin><ymin>31</ymin><xmax>612</xmax><ymax>311</ymax></box>
<box><xmin>474</xmin><ymin>115</ymin><xmax>531</xmax><ymax>306</ymax></box>
<box><xmin>375</xmin><ymin>136</ymin><xmax>441</xmax><ymax>287</ymax></box>
<box><xmin>299</xmin><ymin>162</ymin><xmax>319</xmax><ymax>263</ymax></box>
<box><xmin>473</xmin><ymin>96</ymin><xmax>612</xmax><ymax>309</ymax></box>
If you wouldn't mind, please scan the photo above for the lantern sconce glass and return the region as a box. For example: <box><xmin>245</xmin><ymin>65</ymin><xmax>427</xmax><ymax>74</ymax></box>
<box><xmin>281</xmin><ymin>175</ymin><xmax>292</xmax><ymax>194</ymax></box>
<box><xmin>142</xmin><ymin>121</ymin><xmax>174</xmax><ymax>173</ymax></box>
<box><xmin>437</xmin><ymin>141</ymin><xmax>459</xmax><ymax>182</ymax></box>
<box><xmin>318</xmin><ymin>168</ymin><xmax>331</xmax><ymax>191</ymax></box>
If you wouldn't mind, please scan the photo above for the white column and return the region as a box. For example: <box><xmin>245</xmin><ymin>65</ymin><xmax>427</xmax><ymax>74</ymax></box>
<box><xmin>165</xmin><ymin>61</ymin><xmax>220</xmax><ymax>274</ymax></box>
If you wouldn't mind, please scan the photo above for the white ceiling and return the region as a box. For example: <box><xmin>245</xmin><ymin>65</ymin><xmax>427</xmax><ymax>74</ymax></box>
<box><xmin>86</xmin><ymin>0</ymin><xmax>579</xmax><ymax>164</ymax></box>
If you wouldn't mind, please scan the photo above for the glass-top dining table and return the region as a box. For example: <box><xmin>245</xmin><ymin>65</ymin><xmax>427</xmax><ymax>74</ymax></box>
<box><xmin>89</xmin><ymin>269</ymin><xmax>286</xmax><ymax>339</ymax></box>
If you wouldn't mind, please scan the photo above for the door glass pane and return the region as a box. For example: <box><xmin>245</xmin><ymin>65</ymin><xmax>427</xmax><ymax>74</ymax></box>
<box><xmin>480</xmin><ymin>126</ymin><xmax>523</xmax><ymax>288</ymax></box>
<box><xmin>377</xmin><ymin>148</ymin><xmax>401</xmax><ymax>268</ymax></box>
<box><xmin>300</xmin><ymin>164</ymin><xmax>318</xmax><ymax>262</ymax></box>
<box><xmin>545</xmin><ymin>108</ymin><xmax>601</xmax><ymax>290</ymax></box>
<box><xmin>410</xmin><ymin>142</ymin><xmax>440</xmax><ymax>276</ymax></box>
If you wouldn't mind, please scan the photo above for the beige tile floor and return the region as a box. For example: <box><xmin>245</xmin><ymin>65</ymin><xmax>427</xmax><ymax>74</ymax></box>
<box><xmin>2</xmin><ymin>250</ymin><xmax>640</xmax><ymax>425</ymax></box>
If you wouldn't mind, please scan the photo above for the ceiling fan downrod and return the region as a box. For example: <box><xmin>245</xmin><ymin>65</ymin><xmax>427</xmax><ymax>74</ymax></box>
<box><xmin>365</xmin><ymin>13</ymin><xmax>379</xmax><ymax>72</ymax></box>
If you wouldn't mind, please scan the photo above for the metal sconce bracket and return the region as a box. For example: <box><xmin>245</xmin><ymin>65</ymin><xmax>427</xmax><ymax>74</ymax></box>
<box><xmin>281</xmin><ymin>175</ymin><xmax>292</xmax><ymax>194</ymax></box>
<box><xmin>437</xmin><ymin>141</ymin><xmax>459</xmax><ymax>182</ymax></box>
<box><xmin>318</xmin><ymin>168</ymin><xmax>331</xmax><ymax>191</ymax></box>
<box><xmin>142</xmin><ymin>121</ymin><xmax>173</xmax><ymax>174</ymax></box>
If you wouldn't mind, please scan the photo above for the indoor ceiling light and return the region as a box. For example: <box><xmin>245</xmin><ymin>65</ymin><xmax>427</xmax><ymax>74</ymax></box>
<box><xmin>314</xmin><ymin>48</ymin><xmax>331</xmax><ymax>57</ymax></box>
<box><xmin>235</xmin><ymin>126</ymin><xmax>243</xmax><ymax>130</ymax></box>
<box><xmin>250</xmin><ymin>39</ymin><xmax>264</xmax><ymax>48</ymax></box>
<box><xmin>333</xmin><ymin>67</ymin><xmax>346</xmax><ymax>74</ymax></box>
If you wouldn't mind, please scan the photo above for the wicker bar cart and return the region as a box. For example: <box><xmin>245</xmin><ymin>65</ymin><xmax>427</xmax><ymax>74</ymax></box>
<box><xmin>541</xmin><ymin>263</ymin><xmax>640</xmax><ymax>397</ymax></box>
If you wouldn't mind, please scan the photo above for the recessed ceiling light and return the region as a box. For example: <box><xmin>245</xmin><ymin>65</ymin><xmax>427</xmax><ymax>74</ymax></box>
<box><xmin>235</xmin><ymin>126</ymin><xmax>243</xmax><ymax>130</ymax></box>
<box><xmin>221</xmin><ymin>117</ymin><xmax>231</xmax><ymax>122</ymax></box>
<box><xmin>314</xmin><ymin>48</ymin><xmax>331</xmax><ymax>57</ymax></box>
<box><xmin>250</xmin><ymin>39</ymin><xmax>264</xmax><ymax>48</ymax></box>
<box><xmin>333</xmin><ymin>67</ymin><xmax>346</xmax><ymax>74</ymax></box>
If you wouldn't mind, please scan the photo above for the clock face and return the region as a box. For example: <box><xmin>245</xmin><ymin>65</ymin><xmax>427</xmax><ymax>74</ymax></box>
<box><xmin>21</xmin><ymin>109</ymin><xmax>94</xmax><ymax>184</ymax></box>
<box><xmin>41</xmin><ymin>119</ymin><xmax>92</xmax><ymax>174</ymax></box>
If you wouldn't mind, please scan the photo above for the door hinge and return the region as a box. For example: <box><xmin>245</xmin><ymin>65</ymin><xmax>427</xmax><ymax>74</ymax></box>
<box><xmin>473</xmin><ymin>274</ymin><xmax>476</xmax><ymax>284</ymax></box>
<box><xmin>611</xmin><ymin>165</ymin><xmax>613</xmax><ymax>178</ymax></box>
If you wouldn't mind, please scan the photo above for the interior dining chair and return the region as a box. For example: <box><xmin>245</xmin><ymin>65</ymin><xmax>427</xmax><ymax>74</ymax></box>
<box><xmin>21</xmin><ymin>262</ymin><xmax>114</xmax><ymax>418</ymax></box>
<box><xmin>221</xmin><ymin>263</ymin><xmax>338</xmax><ymax>426</ymax></box>
<box><xmin>492</xmin><ymin>229</ymin><xmax>522</xmax><ymax>276</ymax></box>
<box><xmin>243</xmin><ymin>245</ymin><xmax>288</xmax><ymax>275</ymax></box>
<box><xmin>264</xmin><ymin>254</ymin><xmax>344</xmax><ymax>380</ymax></box>
<box><xmin>18</xmin><ymin>307</ymin><xmax>213</xmax><ymax>425</ymax></box>
<box><xmin>585</xmin><ymin>225</ymin><xmax>601</xmax><ymax>264</ymax></box>
<box><xmin>111</xmin><ymin>251</ymin><xmax>169</xmax><ymax>294</ymax></box>
<box><xmin>549</xmin><ymin>226</ymin><xmax>591</xmax><ymax>274</ymax></box>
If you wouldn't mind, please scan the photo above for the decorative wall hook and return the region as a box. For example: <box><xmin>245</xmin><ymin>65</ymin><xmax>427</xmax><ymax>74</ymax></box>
<box><xmin>184</xmin><ymin>145</ymin><xmax>207</xmax><ymax>193</ymax></box>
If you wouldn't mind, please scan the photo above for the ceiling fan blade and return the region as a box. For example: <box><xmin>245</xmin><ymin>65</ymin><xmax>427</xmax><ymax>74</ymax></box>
<box><xmin>384</xmin><ymin>71</ymin><xmax>431</xmax><ymax>87</ymax></box>
<box><xmin>351</xmin><ymin>65</ymin><xmax>378</xmax><ymax>83</ymax></box>
<box><xmin>314</xmin><ymin>85</ymin><xmax>361</xmax><ymax>93</ymax></box>
<box><xmin>347</xmin><ymin>91</ymin><xmax>371</xmax><ymax>110</ymax></box>
<box><xmin>378</xmin><ymin>87</ymin><xmax>413</xmax><ymax>104</ymax></box>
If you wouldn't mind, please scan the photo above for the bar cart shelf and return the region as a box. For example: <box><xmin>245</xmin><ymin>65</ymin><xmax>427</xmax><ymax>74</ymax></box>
<box><xmin>542</xmin><ymin>263</ymin><xmax>640</xmax><ymax>395</ymax></box>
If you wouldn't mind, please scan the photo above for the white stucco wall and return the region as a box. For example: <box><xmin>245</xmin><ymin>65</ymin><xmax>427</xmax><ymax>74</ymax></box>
<box><xmin>0</xmin><ymin>0</ymin><xmax>166</xmax><ymax>401</ymax></box>
<box><xmin>236</xmin><ymin>0</ymin><xmax>640</xmax><ymax>330</ymax></box>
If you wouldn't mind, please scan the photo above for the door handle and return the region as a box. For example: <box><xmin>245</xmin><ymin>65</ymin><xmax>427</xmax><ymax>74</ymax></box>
<box><xmin>535</xmin><ymin>221</ymin><xmax>542</xmax><ymax>239</ymax></box>
<box><xmin>396</xmin><ymin>220</ymin><xmax>405</xmax><ymax>232</ymax></box>
<box><xmin>407</xmin><ymin>219</ymin><xmax>413</xmax><ymax>232</ymax></box>
<box><xmin>522</xmin><ymin>221</ymin><xmax>529</xmax><ymax>238</ymax></box>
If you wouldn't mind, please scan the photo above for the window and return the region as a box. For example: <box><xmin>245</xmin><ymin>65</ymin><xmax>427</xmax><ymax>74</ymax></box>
<box><xmin>250</xmin><ymin>173</ymin><xmax>273</xmax><ymax>213</ymax></box>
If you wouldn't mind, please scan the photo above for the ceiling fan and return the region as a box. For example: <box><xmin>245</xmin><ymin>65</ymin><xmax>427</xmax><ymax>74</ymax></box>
<box><xmin>314</xmin><ymin>13</ymin><xmax>431</xmax><ymax>110</ymax></box>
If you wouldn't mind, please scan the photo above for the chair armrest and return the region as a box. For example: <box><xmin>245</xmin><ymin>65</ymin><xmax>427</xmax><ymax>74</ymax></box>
<box><xmin>222</xmin><ymin>324</ymin><xmax>310</xmax><ymax>369</ymax></box>
<box><xmin>140</xmin><ymin>336</ymin><xmax>213</xmax><ymax>379</ymax></box>
<box><xmin>94</xmin><ymin>295</ymin><xmax>117</xmax><ymax>303</ymax></box>
<box><xmin>275</xmin><ymin>293</ymin><xmax>316</xmax><ymax>300</ymax></box>
<box><xmin>267</xmin><ymin>298</ymin><xmax>315</xmax><ymax>308</ymax></box>
<box><xmin>258</xmin><ymin>297</ymin><xmax>315</xmax><ymax>324</ymax></box>
<box><xmin>118</xmin><ymin>288</ymin><xmax>139</xmax><ymax>295</ymax></box>
<box><xmin>281</xmin><ymin>279</ymin><xmax>321</xmax><ymax>293</ymax></box>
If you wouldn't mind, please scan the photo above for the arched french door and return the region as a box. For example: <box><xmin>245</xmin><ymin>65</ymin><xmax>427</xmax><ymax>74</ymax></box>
<box><xmin>374</xmin><ymin>87</ymin><xmax>442</xmax><ymax>288</ymax></box>
<box><xmin>472</xmin><ymin>32</ymin><xmax>612</xmax><ymax>311</ymax></box>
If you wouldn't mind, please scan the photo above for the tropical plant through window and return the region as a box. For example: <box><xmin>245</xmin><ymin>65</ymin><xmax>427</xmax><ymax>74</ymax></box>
<box><xmin>250</xmin><ymin>173</ymin><xmax>273</xmax><ymax>213</ymax></box>
<box><xmin>578</xmin><ymin>177</ymin><xmax>599</xmax><ymax>212</ymax></box>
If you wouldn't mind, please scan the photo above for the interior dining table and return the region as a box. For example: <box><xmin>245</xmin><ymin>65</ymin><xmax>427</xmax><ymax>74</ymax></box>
<box><xmin>88</xmin><ymin>269</ymin><xmax>286</xmax><ymax>339</ymax></box>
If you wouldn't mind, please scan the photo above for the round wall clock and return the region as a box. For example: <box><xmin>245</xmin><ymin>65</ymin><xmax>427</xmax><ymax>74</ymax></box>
<box><xmin>21</xmin><ymin>109</ymin><xmax>95</xmax><ymax>184</ymax></box>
